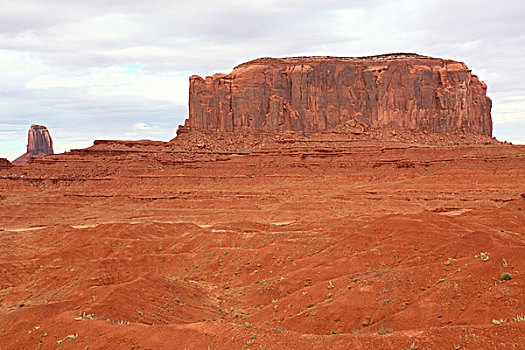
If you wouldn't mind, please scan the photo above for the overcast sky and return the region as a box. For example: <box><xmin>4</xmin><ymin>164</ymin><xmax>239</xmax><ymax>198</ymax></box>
<box><xmin>1</xmin><ymin>0</ymin><xmax>524</xmax><ymax>160</ymax></box>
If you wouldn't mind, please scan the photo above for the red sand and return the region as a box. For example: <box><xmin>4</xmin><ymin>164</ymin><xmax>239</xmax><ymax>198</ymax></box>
<box><xmin>0</xmin><ymin>136</ymin><xmax>524</xmax><ymax>349</ymax></box>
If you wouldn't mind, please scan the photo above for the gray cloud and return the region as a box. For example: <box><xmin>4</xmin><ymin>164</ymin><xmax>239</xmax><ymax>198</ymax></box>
<box><xmin>0</xmin><ymin>0</ymin><xmax>524</xmax><ymax>160</ymax></box>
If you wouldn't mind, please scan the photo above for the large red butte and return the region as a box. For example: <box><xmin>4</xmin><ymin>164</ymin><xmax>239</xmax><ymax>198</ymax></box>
<box><xmin>182</xmin><ymin>53</ymin><xmax>492</xmax><ymax>136</ymax></box>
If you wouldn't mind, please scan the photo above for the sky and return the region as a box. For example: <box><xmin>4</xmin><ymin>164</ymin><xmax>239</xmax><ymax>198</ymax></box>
<box><xmin>1</xmin><ymin>0</ymin><xmax>524</xmax><ymax>160</ymax></box>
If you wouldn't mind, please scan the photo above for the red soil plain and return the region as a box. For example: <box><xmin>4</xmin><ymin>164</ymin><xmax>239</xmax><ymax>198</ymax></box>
<box><xmin>1</xmin><ymin>55</ymin><xmax>525</xmax><ymax>349</ymax></box>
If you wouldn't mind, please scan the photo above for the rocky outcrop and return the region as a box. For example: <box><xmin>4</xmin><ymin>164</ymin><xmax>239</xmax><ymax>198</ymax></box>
<box><xmin>180</xmin><ymin>53</ymin><xmax>492</xmax><ymax>136</ymax></box>
<box><xmin>27</xmin><ymin>124</ymin><xmax>54</xmax><ymax>156</ymax></box>
<box><xmin>0</xmin><ymin>158</ymin><xmax>12</xmax><ymax>169</ymax></box>
<box><xmin>12</xmin><ymin>124</ymin><xmax>54</xmax><ymax>166</ymax></box>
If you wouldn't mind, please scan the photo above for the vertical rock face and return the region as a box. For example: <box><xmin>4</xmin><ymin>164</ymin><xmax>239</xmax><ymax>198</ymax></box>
<box><xmin>12</xmin><ymin>124</ymin><xmax>54</xmax><ymax>166</ymax></box>
<box><xmin>181</xmin><ymin>54</ymin><xmax>492</xmax><ymax>136</ymax></box>
<box><xmin>27</xmin><ymin>124</ymin><xmax>54</xmax><ymax>156</ymax></box>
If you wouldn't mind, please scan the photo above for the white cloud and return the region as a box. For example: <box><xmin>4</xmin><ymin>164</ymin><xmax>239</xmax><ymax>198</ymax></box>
<box><xmin>133</xmin><ymin>122</ymin><xmax>155</xmax><ymax>130</ymax></box>
<box><xmin>0</xmin><ymin>0</ymin><xmax>524</xmax><ymax>161</ymax></box>
<box><xmin>25</xmin><ymin>63</ymin><xmax>189</xmax><ymax>104</ymax></box>
<box><xmin>0</xmin><ymin>50</ymin><xmax>45</xmax><ymax>82</ymax></box>
<box><xmin>26</xmin><ymin>74</ymin><xmax>86</xmax><ymax>89</ymax></box>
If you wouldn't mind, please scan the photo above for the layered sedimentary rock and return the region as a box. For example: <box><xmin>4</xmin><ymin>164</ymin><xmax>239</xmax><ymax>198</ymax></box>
<box><xmin>181</xmin><ymin>53</ymin><xmax>492</xmax><ymax>136</ymax></box>
<box><xmin>27</xmin><ymin>124</ymin><xmax>54</xmax><ymax>156</ymax></box>
<box><xmin>12</xmin><ymin>124</ymin><xmax>54</xmax><ymax>165</ymax></box>
<box><xmin>0</xmin><ymin>158</ymin><xmax>12</xmax><ymax>169</ymax></box>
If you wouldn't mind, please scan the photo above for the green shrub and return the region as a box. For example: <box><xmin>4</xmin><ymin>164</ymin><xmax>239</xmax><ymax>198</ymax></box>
<box><xmin>500</xmin><ymin>272</ymin><xmax>513</xmax><ymax>282</ymax></box>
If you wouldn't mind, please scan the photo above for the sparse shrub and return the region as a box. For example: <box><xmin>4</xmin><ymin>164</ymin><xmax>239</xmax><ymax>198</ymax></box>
<box><xmin>492</xmin><ymin>318</ymin><xmax>506</xmax><ymax>325</ymax></box>
<box><xmin>474</xmin><ymin>252</ymin><xmax>490</xmax><ymax>261</ymax></box>
<box><xmin>500</xmin><ymin>272</ymin><xmax>513</xmax><ymax>282</ymax></box>
<box><xmin>57</xmin><ymin>334</ymin><xmax>78</xmax><ymax>346</ymax></box>
<box><xmin>512</xmin><ymin>315</ymin><xmax>525</xmax><ymax>322</ymax></box>
<box><xmin>378</xmin><ymin>327</ymin><xmax>393</xmax><ymax>335</ymax></box>
<box><xmin>444</xmin><ymin>257</ymin><xmax>456</xmax><ymax>265</ymax></box>
<box><xmin>407</xmin><ymin>342</ymin><xmax>419</xmax><ymax>350</ymax></box>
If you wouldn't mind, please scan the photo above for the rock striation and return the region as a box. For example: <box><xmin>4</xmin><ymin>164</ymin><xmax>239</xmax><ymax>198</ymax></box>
<box><xmin>26</xmin><ymin>124</ymin><xmax>54</xmax><ymax>156</ymax></box>
<box><xmin>12</xmin><ymin>124</ymin><xmax>54</xmax><ymax>166</ymax></box>
<box><xmin>180</xmin><ymin>53</ymin><xmax>492</xmax><ymax>136</ymax></box>
<box><xmin>0</xmin><ymin>158</ymin><xmax>12</xmax><ymax>169</ymax></box>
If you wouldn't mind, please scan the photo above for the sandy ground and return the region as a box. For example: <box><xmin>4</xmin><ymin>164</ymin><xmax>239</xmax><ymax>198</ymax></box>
<box><xmin>0</xmin><ymin>138</ymin><xmax>524</xmax><ymax>349</ymax></box>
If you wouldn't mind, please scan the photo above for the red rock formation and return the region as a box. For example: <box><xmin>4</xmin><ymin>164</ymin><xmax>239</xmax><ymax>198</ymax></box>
<box><xmin>26</xmin><ymin>124</ymin><xmax>54</xmax><ymax>156</ymax></box>
<box><xmin>12</xmin><ymin>124</ymin><xmax>54</xmax><ymax>165</ymax></box>
<box><xmin>0</xmin><ymin>158</ymin><xmax>12</xmax><ymax>169</ymax></box>
<box><xmin>181</xmin><ymin>53</ymin><xmax>492</xmax><ymax>136</ymax></box>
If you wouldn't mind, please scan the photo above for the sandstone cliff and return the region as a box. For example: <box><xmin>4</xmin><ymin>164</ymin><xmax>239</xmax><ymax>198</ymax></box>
<box><xmin>12</xmin><ymin>124</ymin><xmax>54</xmax><ymax>166</ymax></box>
<box><xmin>180</xmin><ymin>53</ymin><xmax>492</xmax><ymax>136</ymax></box>
<box><xmin>27</xmin><ymin>124</ymin><xmax>54</xmax><ymax>156</ymax></box>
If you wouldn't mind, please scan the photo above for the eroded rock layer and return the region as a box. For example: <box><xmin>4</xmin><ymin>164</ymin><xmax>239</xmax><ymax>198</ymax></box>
<box><xmin>0</xmin><ymin>137</ymin><xmax>523</xmax><ymax>349</ymax></box>
<box><xmin>12</xmin><ymin>124</ymin><xmax>54</xmax><ymax>166</ymax></box>
<box><xmin>183</xmin><ymin>54</ymin><xmax>492</xmax><ymax>136</ymax></box>
<box><xmin>0</xmin><ymin>158</ymin><xmax>12</xmax><ymax>169</ymax></box>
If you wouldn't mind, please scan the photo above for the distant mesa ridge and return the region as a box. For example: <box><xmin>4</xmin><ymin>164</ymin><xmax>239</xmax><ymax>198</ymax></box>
<box><xmin>0</xmin><ymin>158</ymin><xmax>12</xmax><ymax>169</ymax></box>
<box><xmin>12</xmin><ymin>124</ymin><xmax>54</xmax><ymax>166</ymax></box>
<box><xmin>179</xmin><ymin>53</ymin><xmax>492</xmax><ymax>136</ymax></box>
